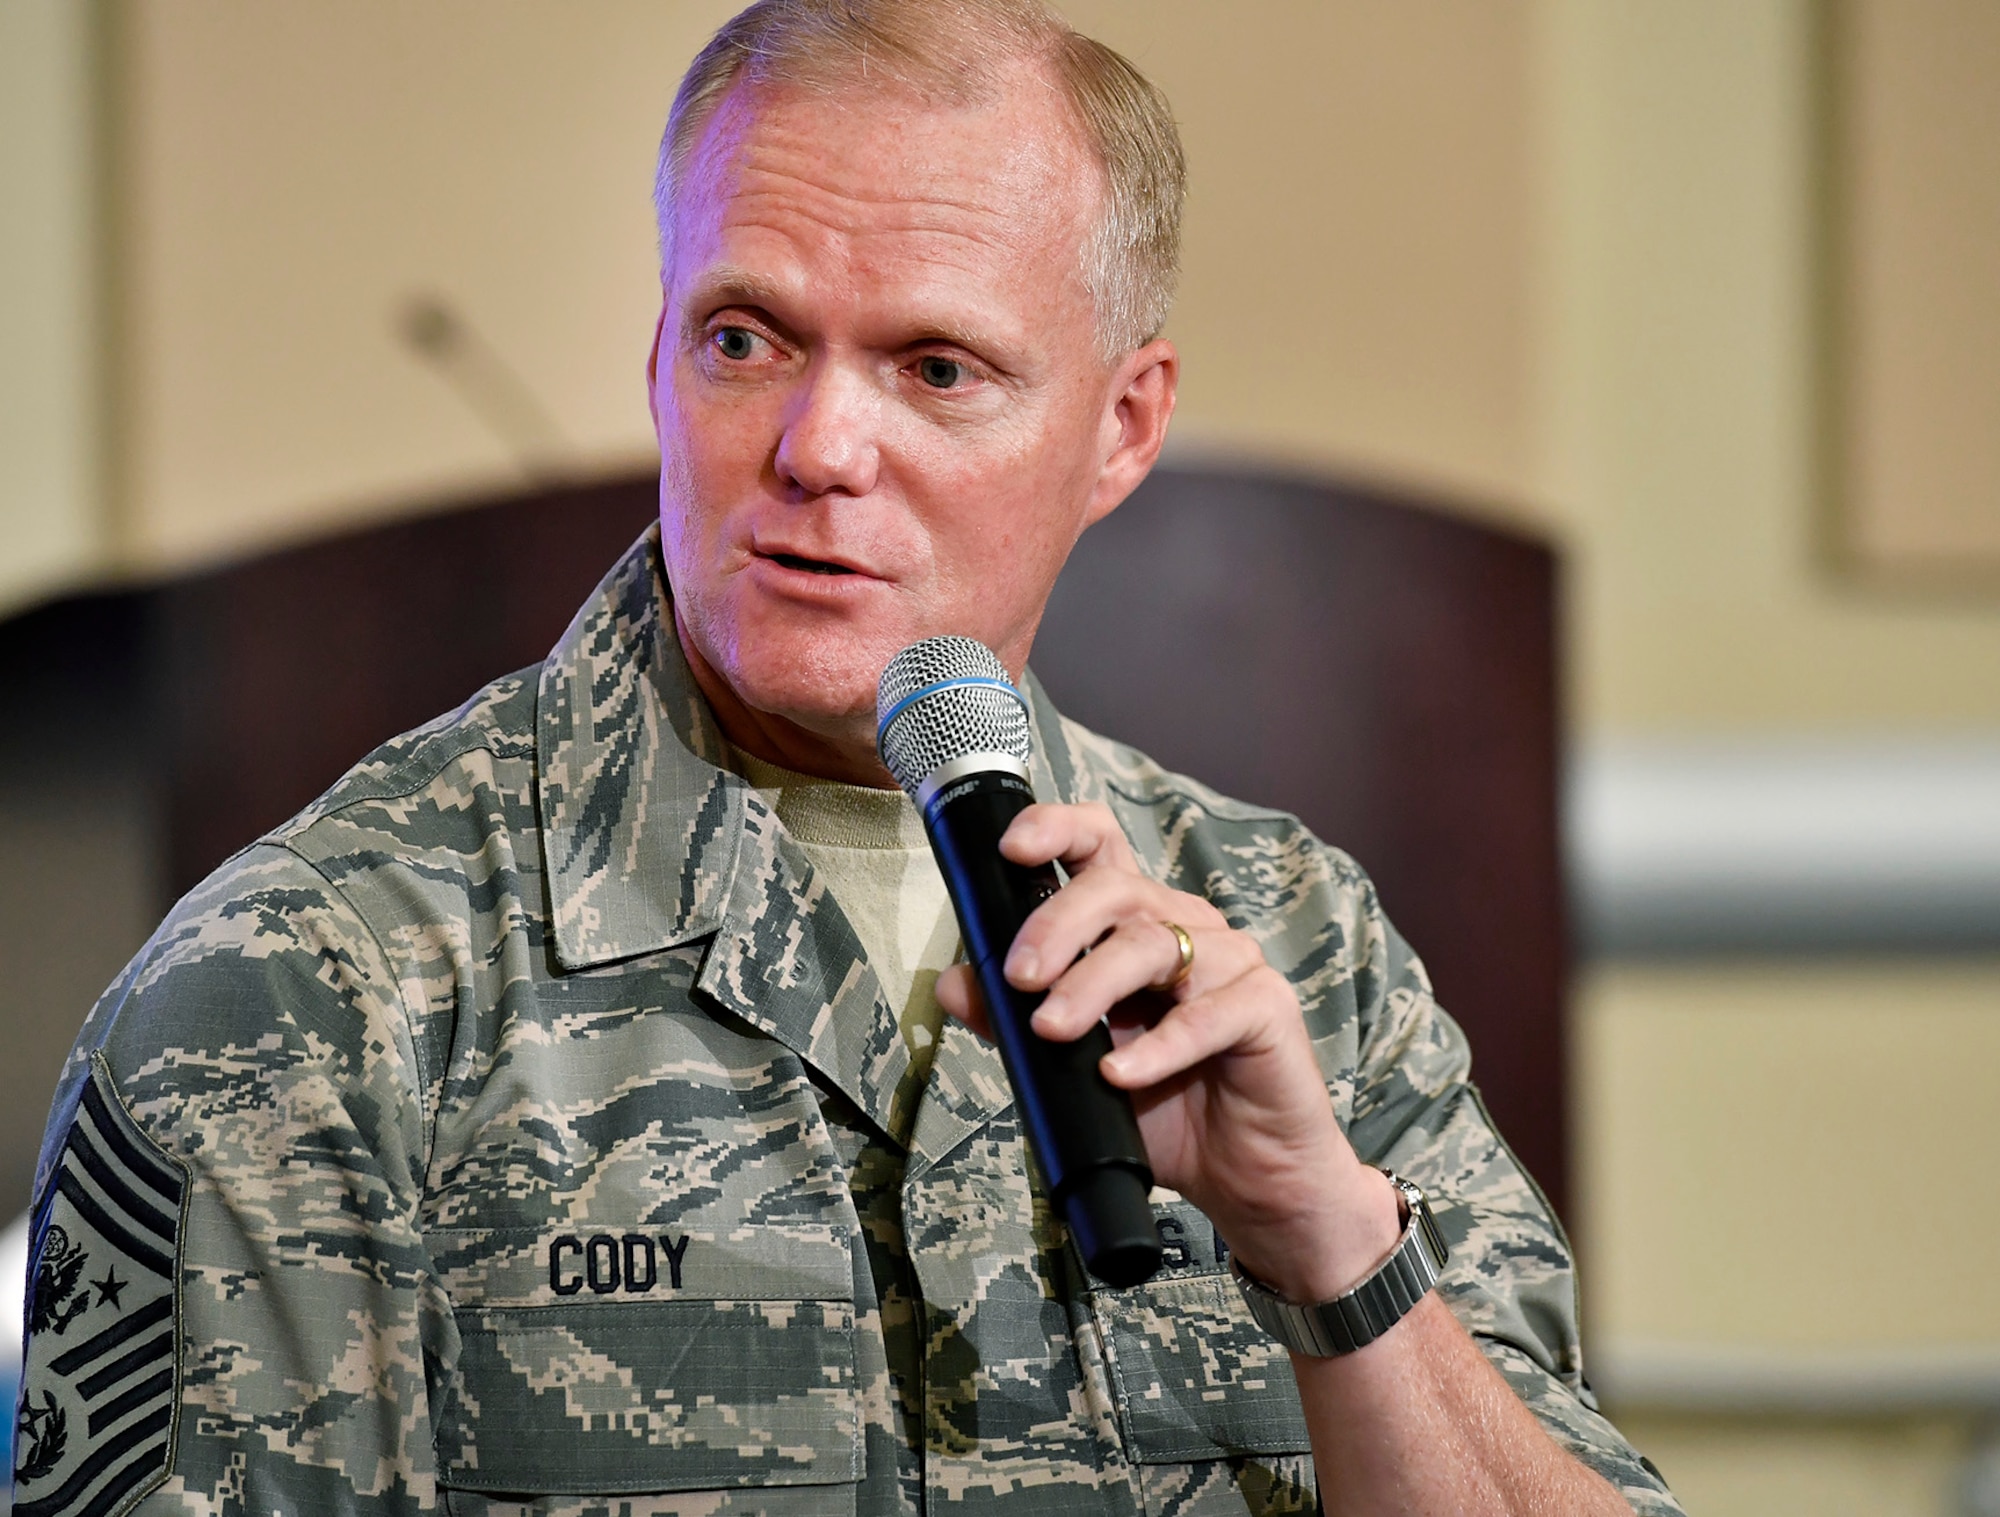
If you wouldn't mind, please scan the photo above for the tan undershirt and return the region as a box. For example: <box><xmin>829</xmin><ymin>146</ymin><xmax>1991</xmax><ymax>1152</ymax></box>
<box><xmin>735</xmin><ymin>752</ymin><xmax>958</xmax><ymax>1118</ymax></box>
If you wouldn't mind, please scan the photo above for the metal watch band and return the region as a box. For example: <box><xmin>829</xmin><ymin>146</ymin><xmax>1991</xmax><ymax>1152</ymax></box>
<box><xmin>1230</xmin><ymin>1170</ymin><xmax>1449</xmax><ymax>1357</ymax></box>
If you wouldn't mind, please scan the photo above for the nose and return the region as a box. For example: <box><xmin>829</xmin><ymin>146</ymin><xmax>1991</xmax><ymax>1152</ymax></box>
<box><xmin>774</xmin><ymin>359</ymin><xmax>881</xmax><ymax>499</ymax></box>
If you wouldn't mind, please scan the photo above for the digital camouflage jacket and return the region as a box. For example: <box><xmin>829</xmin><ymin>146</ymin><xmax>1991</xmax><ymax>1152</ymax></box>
<box><xmin>15</xmin><ymin>527</ymin><xmax>1682</xmax><ymax>1516</ymax></box>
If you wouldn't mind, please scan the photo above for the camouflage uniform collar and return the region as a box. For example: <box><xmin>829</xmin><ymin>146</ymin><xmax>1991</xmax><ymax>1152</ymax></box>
<box><xmin>536</xmin><ymin>525</ymin><xmax>1090</xmax><ymax>1157</ymax></box>
<box><xmin>1021</xmin><ymin>669</ymin><xmax>1084</xmax><ymax>809</ymax></box>
<box><xmin>537</xmin><ymin>523</ymin><xmax>746</xmax><ymax>969</ymax></box>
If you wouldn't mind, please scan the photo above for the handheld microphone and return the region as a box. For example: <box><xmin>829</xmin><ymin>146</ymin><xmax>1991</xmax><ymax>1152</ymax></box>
<box><xmin>877</xmin><ymin>636</ymin><xmax>1162</xmax><ymax>1287</ymax></box>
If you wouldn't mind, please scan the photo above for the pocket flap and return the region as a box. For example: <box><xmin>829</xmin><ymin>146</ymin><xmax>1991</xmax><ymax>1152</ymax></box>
<box><xmin>1091</xmin><ymin>1205</ymin><xmax>1310</xmax><ymax>1464</ymax></box>
<box><xmin>430</xmin><ymin>1223</ymin><xmax>860</xmax><ymax>1496</ymax></box>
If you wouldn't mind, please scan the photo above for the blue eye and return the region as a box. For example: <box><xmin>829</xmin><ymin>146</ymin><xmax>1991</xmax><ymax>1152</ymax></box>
<box><xmin>918</xmin><ymin>356</ymin><xmax>965</xmax><ymax>389</ymax></box>
<box><xmin>713</xmin><ymin>326</ymin><xmax>757</xmax><ymax>360</ymax></box>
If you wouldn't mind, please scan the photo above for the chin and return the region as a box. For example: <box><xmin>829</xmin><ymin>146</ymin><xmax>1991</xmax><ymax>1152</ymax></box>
<box><xmin>721</xmin><ymin>626</ymin><xmax>890</xmax><ymax>730</ymax></box>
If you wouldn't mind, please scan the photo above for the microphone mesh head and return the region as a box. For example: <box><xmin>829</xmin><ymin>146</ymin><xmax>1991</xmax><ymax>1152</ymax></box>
<box><xmin>876</xmin><ymin>636</ymin><xmax>1032</xmax><ymax>797</ymax></box>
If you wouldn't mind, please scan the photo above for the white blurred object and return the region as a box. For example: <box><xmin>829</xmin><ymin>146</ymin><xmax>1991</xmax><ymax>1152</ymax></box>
<box><xmin>1569</xmin><ymin>738</ymin><xmax>2000</xmax><ymax>953</ymax></box>
<box><xmin>2</xmin><ymin>1207</ymin><xmax>27</xmax><ymax>1368</ymax></box>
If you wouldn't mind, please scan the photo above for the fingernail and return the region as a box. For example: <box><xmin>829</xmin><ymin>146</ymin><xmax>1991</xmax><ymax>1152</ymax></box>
<box><xmin>1009</xmin><ymin>946</ymin><xmax>1039</xmax><ymax>983</ymax></box>
<box><xmin>1030</xmin><ymin>1000</ymin><xmax>1058</xmax><ymax>1034</ymax></box>
<box><xmin>1102</xmin><ymin>1050</ymin><xmax>1130</xmax><ymax>1080</ymax></box>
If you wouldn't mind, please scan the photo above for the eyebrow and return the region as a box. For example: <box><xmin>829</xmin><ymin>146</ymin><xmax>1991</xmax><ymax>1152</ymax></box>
<box><xmin>677</xmin><ymin>266</ymin><xmax>793</xmax><ymax>339</ymax></box>
<box><xmin>904</xmin><ymin>313</ymin><xmax>1004</xmax><ymax>356</ymax></box>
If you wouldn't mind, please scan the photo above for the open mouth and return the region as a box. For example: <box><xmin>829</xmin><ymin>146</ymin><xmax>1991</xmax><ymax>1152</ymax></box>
<box><xmin>766</xmin><ymin>552</ymin><xmax>855</xmax><ymax>576</ymax></box>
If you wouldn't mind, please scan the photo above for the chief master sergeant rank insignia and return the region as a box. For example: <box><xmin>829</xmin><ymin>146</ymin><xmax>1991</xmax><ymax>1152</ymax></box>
<box><xmin>13</xmin><ymin>1055</ymin><xmax>187</xmax><ymax>1517</ymax></box>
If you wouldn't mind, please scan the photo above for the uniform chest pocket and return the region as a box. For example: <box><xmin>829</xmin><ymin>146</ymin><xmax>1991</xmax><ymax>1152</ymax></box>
<box><xmin>1089</xmin><ymin>1205</ymin><xmax>1317</xmax><ymax>1516</ymax></box>
<box><xmin>427</xmin><ymin>1223</ymin><xmax>862</xmax><ymax>1506</ymax></box>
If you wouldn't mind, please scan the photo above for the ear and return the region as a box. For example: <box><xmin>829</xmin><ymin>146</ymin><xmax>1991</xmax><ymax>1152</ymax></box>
<box><xmin>1082</xmin><ymin>338</ymin><xmax>1179</xmax><ymax>530</ymax></box>
<box><xmin>645</xmin><ymin>300</ymin><xmax>669</xmax><ymax>435</ymax></box>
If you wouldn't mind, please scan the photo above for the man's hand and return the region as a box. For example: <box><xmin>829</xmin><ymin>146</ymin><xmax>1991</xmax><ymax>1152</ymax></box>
<box><xmin>932</xmin><ymin>800</ymin><xmax>1403</xmax><ymax>1303</ymax></box>
<box><xmin>935</xmin><ymin>800</ymin><xmax>1639</xmax><ymax>1516</ymax></box>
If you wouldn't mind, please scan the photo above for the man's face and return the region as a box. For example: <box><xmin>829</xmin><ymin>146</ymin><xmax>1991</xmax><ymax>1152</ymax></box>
<box><xmin>649</xmin><ymin>67</ymin><xmax>1174</xmax><ymax>772</ymax></box>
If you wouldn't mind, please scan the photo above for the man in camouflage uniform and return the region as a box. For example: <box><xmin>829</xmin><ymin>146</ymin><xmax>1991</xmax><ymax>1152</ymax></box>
<box><xmin>16</xmin><ymin>2</ymin><xmax>1680</xmax><ymax>1513</ymax></box>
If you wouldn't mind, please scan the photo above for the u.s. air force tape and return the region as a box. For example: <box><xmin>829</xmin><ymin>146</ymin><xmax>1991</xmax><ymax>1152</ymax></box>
<box><xmin>14</xmin><ymin>1055</ymin><xmax>186</xmax><ymax>1517</ymax></box>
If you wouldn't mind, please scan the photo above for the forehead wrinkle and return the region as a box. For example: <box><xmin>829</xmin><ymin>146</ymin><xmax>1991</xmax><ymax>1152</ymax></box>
<box><xmin>727</xmin><ymin>178</ymin><xmax>1021</xmax><ymax>255</ymax></box>
<box><xmin>707</xmin><ymin>167</ymin><xmax>1068</xmax><ymax>309</ymax></box>
<box><xmin>727</xmin><ymin>139</ymin><xmax>1061</xmax><ymax>244</ymax></box>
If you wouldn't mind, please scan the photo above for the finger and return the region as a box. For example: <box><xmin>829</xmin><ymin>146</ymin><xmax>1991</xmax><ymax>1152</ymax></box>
<box><xmin>934</xmin><ymin>963</ymin><xmax>994</xmax><ymax>1043</ymax></box>
<box><xmin>1100</xmin><ymin>965</ymin><xmax>1297</xmax><ymax>1089</ymax></box>
<box><xmin>1031</xmin><ymin>923</ymin><xmax>1264</xmax><ymax>1042</ymax></box>
<box><xmin>1005</xmin><ymin>864</ymin><xmax>1229</xmax><ymax>989</ymax></box>
<box><xmin>998</xmin><ymin>801</ymin><xmax>1138</xmax><ymax>876</ymax></box>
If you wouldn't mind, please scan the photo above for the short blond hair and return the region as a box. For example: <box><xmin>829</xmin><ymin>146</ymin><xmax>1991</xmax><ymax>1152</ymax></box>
<box><xmin>654</xmin><ymin>0</ymin><xmax>1185</xmax><ymax>356</ymax></box>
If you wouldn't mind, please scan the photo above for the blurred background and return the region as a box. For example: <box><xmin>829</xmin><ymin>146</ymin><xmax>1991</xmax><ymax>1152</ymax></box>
<box><xmin>3</xmin><ymin>2</ymin><xmax>1998</xmax><ymax>1512</ymax></box>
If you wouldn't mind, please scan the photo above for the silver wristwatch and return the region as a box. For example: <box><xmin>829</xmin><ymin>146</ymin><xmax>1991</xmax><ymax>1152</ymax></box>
<box><xmin>1230</xmin><ymin>1170</ymin><xmax>1449</xmax><ymax>1357</ymax></box>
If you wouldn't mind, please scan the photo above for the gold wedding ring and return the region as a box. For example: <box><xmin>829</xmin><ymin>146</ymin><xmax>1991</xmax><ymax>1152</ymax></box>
<box><xmin>1156</xmin><ymin>921</ymin><xmax>1195</xmax><ymax>991</ymax></box>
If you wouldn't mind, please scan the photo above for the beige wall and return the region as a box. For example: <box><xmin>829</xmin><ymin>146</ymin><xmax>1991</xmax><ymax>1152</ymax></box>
<box><xmin>1609</xmin><ymin>1415</ymin><xmax>1973</xmax><ymax>1517</ymax></box>
<box><xmin>0</xmin><ymin>0</ymin><xmax>104</xmax><ymax>609</ymax></box>
<box><xmin>1840</xmin><ymin>0</ymin><xmax>2000</xmax><ymax>571</ymax></box>
<box><xmin>1541</xmin><ymin>0</ymin><xmax>2000</xmax><ymax>739</ymax></box>
<box><xmin>10</xmin><ymin>5</ymin><xmax>2000</xmax><ymax>1512</ymax></box>
<box><xmin>1576</xmin><ymin>960</ymin><xmax>2000</xmax><ymax>1512</ymax></box>
<box><xmin>1062</xmin><ymin>2</ymin><xmax>1540</xmax><ymax>517</ymax></box>
<box><xmin>110</xmin><ymin>0</ymin><xmax>739</xmax><ymax>572</ymax></box>
<box><xmin>1579</xmin><ymin>959</ymin><xmax>2000</xmax><ymax>1349</ymax></box>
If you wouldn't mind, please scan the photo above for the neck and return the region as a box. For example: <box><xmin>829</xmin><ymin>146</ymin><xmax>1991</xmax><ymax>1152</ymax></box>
<box><xmin>672</xmin><ymin>606</ymin><xmax>899</xmax><ymax>789</ymax></box>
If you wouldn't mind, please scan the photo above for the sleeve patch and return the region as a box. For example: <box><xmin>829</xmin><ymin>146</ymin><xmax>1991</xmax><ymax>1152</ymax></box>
<box><xmin>13</xmin><ymin>1056</ymin><xmax>185</xmax><ymax>1517</ymax></box>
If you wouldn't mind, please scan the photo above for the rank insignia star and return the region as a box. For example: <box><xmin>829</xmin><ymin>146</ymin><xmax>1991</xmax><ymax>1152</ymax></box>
<box><xmin>91</xmin><ymin>1267</ymin><xmax>126</xmax><ymax>1310</ymax></box>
